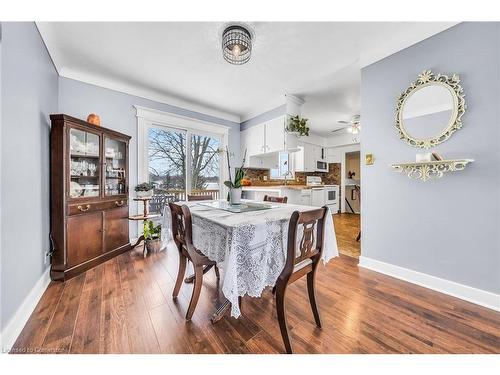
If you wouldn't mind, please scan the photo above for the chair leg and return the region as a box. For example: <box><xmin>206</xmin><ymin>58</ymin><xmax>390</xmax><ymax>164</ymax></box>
<box><xmin>214</xmin><ymin>265</ymin><xmax>220</xmax><ymax>279</ymax></box>
<box><xmin>307</xmin><ymin>270</ymin><xmax>322</xmax><ymax>328</ymax></box>
<box><xmin>275</xmin><ymin>282</ymin><xmax>293</xmax><ymax>354</ymax></box>
<box><xmin>186</xmin><ymin>265</ymin><xmax>203</xmax><ymax>321</ymax></box>
<box><xmin>184</xmin><ymin>264</ymin><xmax>216</xmax><ymax>283</ymax></box>
<box><xmin>173</xmin><ymin>253</ymin><xmax>187</xmax><ymax>299</ymax></box>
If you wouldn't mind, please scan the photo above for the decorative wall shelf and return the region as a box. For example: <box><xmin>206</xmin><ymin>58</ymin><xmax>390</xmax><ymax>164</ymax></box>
<box><xmin>391</xmin><ymin>159</ymin><xmax>474</xmax><ymax>181</ymax></box>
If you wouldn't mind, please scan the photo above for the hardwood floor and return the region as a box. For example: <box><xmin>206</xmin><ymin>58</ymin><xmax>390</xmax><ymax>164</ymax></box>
<box><xmin>12</xmin><ymin>230</ymin><xmax>500</xmax><ymax>353</ymax></box>
<box><xmin>334</xmin><ymin>213</ymin><xmax>361</xmax><ymax>258</ymax></box>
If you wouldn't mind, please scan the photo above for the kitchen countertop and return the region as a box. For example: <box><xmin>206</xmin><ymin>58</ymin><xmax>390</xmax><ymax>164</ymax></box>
<box><xmin>242</xmin><ymin>185</ymin><xmax>306</xmax><ymax>190</ymax></box>
<box><xmin>242</xmin><ymin>184</ymin><xmax>337</xmax><ymax>191</ymax></box>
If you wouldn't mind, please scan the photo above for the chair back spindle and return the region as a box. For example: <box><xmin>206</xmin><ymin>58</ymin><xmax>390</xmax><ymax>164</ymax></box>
<box><xmin>281</xmin><ymin>207</ymin><xmax>327</xmax><ymax>278</ymax></box>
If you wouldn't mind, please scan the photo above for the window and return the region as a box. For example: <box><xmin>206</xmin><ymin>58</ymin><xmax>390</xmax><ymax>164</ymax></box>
<box><xmin>270</xmin><ymin>152</ymin><xmax>293</xmax><ymax>179</ymax></box>
<box><xmin>137</xmin><ymin>106</ymin><xmax>229</xmax><ymax>207</ymax></box>
<box><xmin>146</xmin><ymin>126</ymin><xmax>223</xmax><ymax>202</ymax></box>
<box><xmin>148</xmin><ymin>126</ymin><xmax>187</xmax><ymax>194</ymax></box>
<box><xmin>189</xmin><ymin>134</ymin><xmax>221</xmax><ymax>195</ymax></box>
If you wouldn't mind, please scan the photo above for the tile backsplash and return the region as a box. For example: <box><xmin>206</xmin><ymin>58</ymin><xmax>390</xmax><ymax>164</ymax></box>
<box><xmin>242</xmin><ymin>163</ymin><xmax>341</xmax><ymax>186</ymax></box>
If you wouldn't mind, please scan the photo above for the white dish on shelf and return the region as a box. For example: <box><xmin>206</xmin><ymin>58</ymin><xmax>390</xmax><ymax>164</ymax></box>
<box><xmin>70</xmin><ymin>181</ymin><xmax>83</xmax><ymax>197</ymax></box>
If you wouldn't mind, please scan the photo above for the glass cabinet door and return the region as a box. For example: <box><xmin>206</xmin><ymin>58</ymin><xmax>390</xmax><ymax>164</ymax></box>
<box><xmin>69</xmin><ymin>128</ymin><xmax>101</xmax><ymax>198</ymax></box>
<box><xmin>104</xmin><ymin>137</ymin><xmax>127</xmax><ymax>196</ymax></box>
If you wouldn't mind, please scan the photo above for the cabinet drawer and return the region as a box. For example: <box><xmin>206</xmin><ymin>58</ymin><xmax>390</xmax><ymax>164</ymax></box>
<box><xmin>68</xmin><ymin>199</ymin><xmax>128</xmax><ymax>215</ymax></box>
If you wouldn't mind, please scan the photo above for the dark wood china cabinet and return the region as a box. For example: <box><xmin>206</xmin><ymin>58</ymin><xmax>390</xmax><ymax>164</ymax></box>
<box><xmin>50</xmin><ymin>114</ymin><xmax>131</xmax><ymax>281</ymax></box>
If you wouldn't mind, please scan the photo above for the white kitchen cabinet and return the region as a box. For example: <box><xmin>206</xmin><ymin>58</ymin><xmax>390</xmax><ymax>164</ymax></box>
<box><xmin>294</xmin><ymin>142</ymin><xmax>316</xmax><ymax>172</ymax></box>
<box><xmin>300</xmin><ymin>189</ymin><xmax>312</xmax><ymax>206</ymax></box>
<box><xmin>265</xmin><ymin>116</ymin><xmax>285</xmax><ymax>153</ymax></box>
<box><xmin>313</xmin><ymin>145</ymin><xmax>325</xmax><ymax>161</ymax></box>
<box><xmin>240</xmin><ymin>123</ymin><xmax>265</xmax><ymax>167</ymax></box>
<box><xmin>311</xmin><ymin>188</ymin><xmax>326</xmax><ymax>207</ymax></box>
<box><xmin>240</xmin><ymin>116</ymin><xmax>286</xmax><ymax>165</ymax></box>
<box><xmin>326</xmin><ymin>147</ymin><xmax>341</xmax><ymax>163</ymax></box>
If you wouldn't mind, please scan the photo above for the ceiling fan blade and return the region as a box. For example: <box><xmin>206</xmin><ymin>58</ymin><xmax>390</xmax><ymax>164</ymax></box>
<box><xmin>337</xmin><ymin>120</ymin><xmax>349</xmax><ymax>124</ymax></box>
<box><xmin>331</xmin><ymin>127</ymin><xmax>347</xmax><ymax>134</ymax></box>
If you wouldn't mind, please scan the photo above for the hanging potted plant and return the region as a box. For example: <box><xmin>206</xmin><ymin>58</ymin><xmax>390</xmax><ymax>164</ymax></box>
<box><xmin>223</xmin><ymin>147</ymin><xmax>247</xmax><ymax>205</ymax></box>
<box><xmin>135</xmin><ymin>182</ymin><xmax>154</xmax><ymax>198</ymax></box>
<box><xmin>143</xmin><ymin>219</ymin><xmax>162</xmax><ymax>253</ymax></box>
<box><xmin>286</xmin><ymin>115</ymin><xmax>310</xmax><ymax>137</ymax></box>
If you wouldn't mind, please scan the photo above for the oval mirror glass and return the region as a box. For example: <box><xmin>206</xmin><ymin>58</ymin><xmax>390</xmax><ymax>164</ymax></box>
<box><xmin>402</xmin><ymin>84</ymin><xmax>454</xmax><ymax>139</ymax></box>
<box><xmin>401</xmin><ymin>84</ymin><xmax>455</xmax><ymax>140</ymax></box>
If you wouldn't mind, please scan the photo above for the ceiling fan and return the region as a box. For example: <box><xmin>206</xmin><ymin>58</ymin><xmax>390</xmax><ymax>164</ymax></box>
<box><xmin>332</xmin><ymin>114</ymin><xmax>361</xmax><ymax>134</ymax></box>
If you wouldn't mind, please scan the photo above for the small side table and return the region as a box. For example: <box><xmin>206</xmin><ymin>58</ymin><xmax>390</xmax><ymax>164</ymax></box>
<box><xmin>128</xmin><ymin>197</ymin><xmax>161</xmax><ymax>257</ymax></box>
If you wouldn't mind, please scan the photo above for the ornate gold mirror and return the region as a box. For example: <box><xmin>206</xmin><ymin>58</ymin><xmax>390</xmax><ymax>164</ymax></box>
<box><xmin>395</xmin><ymin>70</ymin><xmax>466</xmax><ymax>148</ymax></box>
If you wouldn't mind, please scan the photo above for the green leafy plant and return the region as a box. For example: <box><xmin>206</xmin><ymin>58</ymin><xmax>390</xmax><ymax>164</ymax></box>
<box><xmin>223</xmin><ymin>147</ymin><xmax>247</xmax><ymax>189</ymax></box>
<box><xmin>135</xmin><ymin>182</ymin><xmax>154</xmax><ymax>192</ymax></box>
<box><xmin>286</xmin><ymin>115</ymin><xmax>310</xmax><ymax>137</ymax></box>
<box><xmin>143</xmin><ymin>220</ymin><xmax>161</xmax><ymax>240</ymax></box>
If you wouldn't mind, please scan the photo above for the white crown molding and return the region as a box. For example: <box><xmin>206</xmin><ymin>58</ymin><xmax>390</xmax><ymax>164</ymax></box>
<box><xmin>359</xmin><ymin>256</ymin><xmax>500</xmax><ymax>312</ymax></box>
<box><xmin>285</xmin><ymin>94</ymin><xmax>305</xmax><ymax>106</ymax></box>
<box><xmin>134</xmin><ymin>105</ymin><xmax>231</xmax><ymax>134</ymax></box>
<box><xmin>1</xmin><ymin>268</ymin><xmax>51</xmax><ymax>351</ymax></box>
<box><xmin>58</xmin><ymin>67</ymin><xmax>241</xmax><ymax>124</ymax></box>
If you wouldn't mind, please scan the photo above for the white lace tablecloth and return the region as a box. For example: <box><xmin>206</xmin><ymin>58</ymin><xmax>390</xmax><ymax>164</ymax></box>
<box><xmin>162</xmin><ymin>200</ymin><xmax>339</xmax><ymax>318</ymax></box>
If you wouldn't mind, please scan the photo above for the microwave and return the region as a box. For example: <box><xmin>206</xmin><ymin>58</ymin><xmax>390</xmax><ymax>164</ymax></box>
<box><xmin>316</xmin><ymin>160</ymin><xmax>328</xmax><ymax>172</ymax></box>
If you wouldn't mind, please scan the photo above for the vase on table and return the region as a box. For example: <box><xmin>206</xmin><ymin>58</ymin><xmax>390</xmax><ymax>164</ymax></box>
<box><xmin>230</xmin><ymin>187</ymin><xmax>242</xmax><ymax>204</ymax></box>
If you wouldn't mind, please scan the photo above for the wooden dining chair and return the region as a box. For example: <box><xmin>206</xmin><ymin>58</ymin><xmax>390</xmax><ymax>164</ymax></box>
<box><xmin>169</xmin><ymin>202</ymin><xmax>219</xmax><ymax>320</ymax></box>
<box><xmin>187</xmin><ymin>194</ymin><xmax>212</xmax><ymax>201</ymax></box>
<box><xmin>275</xmin><ymin>206</ymin><xmax>328</xmax><ymax>354</ymax></box>
<box><xmin>263</xmin><ymin>195</ymin><xmax>288</xmax><ymax>204</ymax></box>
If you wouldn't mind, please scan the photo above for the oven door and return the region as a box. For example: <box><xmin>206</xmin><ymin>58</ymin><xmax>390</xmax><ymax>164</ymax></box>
<box><xmin>325</xmin><ymin>187</ymin><xmax>339</xmax><ymax>205</ymax></box>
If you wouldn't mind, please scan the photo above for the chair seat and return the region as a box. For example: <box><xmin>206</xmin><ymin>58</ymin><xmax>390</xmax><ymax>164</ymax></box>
<box><xmin>293</xmin><ymin>258</ymin><xmax>313</xmax><ymax>272</ymax></box>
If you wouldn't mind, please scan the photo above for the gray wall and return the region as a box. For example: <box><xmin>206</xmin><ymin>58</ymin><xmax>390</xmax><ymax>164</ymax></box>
<box><xmin>58</xmin><ymin>77</ymin><xmax>241</xmax><ymax>237</ymax></box>
<box><xmin>1</xmin><ymin>22</ymin><xmax>58</xmax><ymax>330</ymax></box>
<box><xmin>361</xmin><ymin>22</ymin><xmax>500</xmax><ymax>294</ymax></box>
<box><xmin>0</xmin><ymin>22</ymin><xmax>241</xmax><ymax>332</ymax></box>
<box><xmin>240</xmin><ymin>104</ymin><xmax>285</xmax><ymax>130</ymax></box>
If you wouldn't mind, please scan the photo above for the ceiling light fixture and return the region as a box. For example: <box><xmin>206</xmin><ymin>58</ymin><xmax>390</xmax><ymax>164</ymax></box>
<box><xmin>336</xmin><ymin>115</ymin><xmax>361</xmax><ymax>134</ymax></box>
<box><xmin>222</xmin><ymin>25</ymin><xmax>252</xmax><ymax>65</ymax></box>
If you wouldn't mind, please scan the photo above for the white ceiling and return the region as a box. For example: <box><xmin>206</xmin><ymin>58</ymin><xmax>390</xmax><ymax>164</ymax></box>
<box><xmin>38</xmin><ymin>22</ymin><xmax>457</xmax><ymax>131</ymax></box>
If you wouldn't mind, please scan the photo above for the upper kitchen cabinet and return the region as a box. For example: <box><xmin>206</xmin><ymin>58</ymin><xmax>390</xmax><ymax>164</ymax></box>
<box><xmin>266</xmin><ymin>116</ymin><xmax>286</xmax><ymax>153</ymax></box>
<box><xmin>294</xmin><ymin>141</ymin><xmax>316</xmax><ymax>172</ymax></box>
<box><xmin>241</xmin><ymin>123</ymin><xmax>265</xmax><ymax>162</ymax></box>
<box><xmin>240</xmin><ymin>115</ymin><xmax>285</xmax><ymax>167</ymax></box>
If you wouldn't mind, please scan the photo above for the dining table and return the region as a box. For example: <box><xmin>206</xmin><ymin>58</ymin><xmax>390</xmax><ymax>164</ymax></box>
<box><xmin>162</xmin><ymin>199</ymin><xmax>339</xmax><ymax>322</ymax></box>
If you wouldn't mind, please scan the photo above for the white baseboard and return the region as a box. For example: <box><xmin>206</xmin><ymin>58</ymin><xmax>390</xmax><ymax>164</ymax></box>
<box><xmin>1</xmin><ymin>268</ymin><xmax>51</xmax><ymax>352</ymax></box>
<box><xmin>358</xmin><ymin>256</ymin><xmax>500</xmax><ymax>312</ymax></box>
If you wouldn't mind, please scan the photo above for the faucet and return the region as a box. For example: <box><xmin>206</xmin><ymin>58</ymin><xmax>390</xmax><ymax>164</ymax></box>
<box><xmin>283</xmin><ymin>170</ymin><xmax>293</xmax><ymax>186</ymax></box>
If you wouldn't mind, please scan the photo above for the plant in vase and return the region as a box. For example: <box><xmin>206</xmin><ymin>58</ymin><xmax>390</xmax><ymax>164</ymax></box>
<box><xmin>223</xmin><ymin>147</ymin><xmax>247</xmax><ymax>204</ymax></box>
<box><xmin>143</xmin><ymin>219</ymin><xmax>162</xmax><ymax>253</ymax></box>
<box><xmin>286</xmin><ymin>115</ymin><xmax>310</xmax><ymax>137</ymax></box>
<box><xmin>135</xmin><ymin>182</ymin><xmax>154</xmax><ymax>198</ymax></box>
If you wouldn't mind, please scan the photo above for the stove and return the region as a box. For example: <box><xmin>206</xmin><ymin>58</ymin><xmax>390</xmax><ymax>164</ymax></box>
<box><xmin>304</xmin><ymin>176</ymin><xmax>339</xmax><ymax>212</ymax></box>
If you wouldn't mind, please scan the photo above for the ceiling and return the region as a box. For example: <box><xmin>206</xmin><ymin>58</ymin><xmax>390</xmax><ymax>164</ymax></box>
<box><xmin>38</xmin><ymin>22</ymin><xmax>457</xmax><ymax>132</ymax></box>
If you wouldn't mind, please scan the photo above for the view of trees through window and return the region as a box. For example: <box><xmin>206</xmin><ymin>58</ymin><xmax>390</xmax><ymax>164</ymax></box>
<box><xmin>148</xmin><ymin>127</ymin><xmax>221</xmax><ymax>199</ymax></box>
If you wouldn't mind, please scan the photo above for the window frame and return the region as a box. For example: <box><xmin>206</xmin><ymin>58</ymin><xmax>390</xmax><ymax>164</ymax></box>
<box><xmin>270</xmin><ymin>151</ymin><xmax>295</xmax><ymax>180</ymax></box>
<box><xmin>136</xmin><ymin>106</ymin><xmax>230</xmax><ymax>198</ymax></box>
